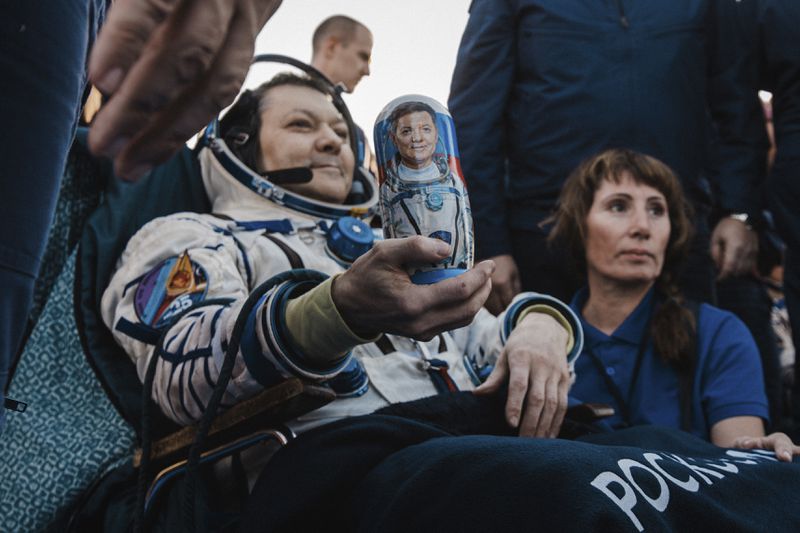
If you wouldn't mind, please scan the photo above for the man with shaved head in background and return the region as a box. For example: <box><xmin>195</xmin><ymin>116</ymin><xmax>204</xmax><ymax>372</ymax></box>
<box><xmin>310</xmin><ymin>15</ymin><xmax>375</xmax><ymax>171</ymax></box>
<box><xmin>311</xmin><ymin>15</ymin><xmax>373</xmax><ymax>94</ymax></box>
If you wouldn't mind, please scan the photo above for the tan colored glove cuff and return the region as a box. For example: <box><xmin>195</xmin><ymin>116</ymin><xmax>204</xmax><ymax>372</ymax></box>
<box><xmin>516</xmin><ymin>304</ymin><xmax>575</xmax><ymax>354</ymax></box>
<box><xmin>284</xmin><ymin>275</ymin><xmax>379</xmax><ymax>362</ymax></box>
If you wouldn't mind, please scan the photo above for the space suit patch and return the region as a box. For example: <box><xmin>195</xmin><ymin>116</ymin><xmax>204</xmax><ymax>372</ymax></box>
<box><xmin>134</xmin><ymin>251</ymin><xmax>209</xmax><ymax>329</ymax></box>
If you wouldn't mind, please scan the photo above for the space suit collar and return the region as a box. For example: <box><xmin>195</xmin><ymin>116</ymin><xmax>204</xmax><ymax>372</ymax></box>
<box><xmin>198</xmin><ymin>146</ymin><xmax>322</xmax><ymax>226</ymax></box>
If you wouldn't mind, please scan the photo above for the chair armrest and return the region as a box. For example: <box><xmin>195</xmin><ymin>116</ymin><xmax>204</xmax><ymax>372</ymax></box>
<box><xmin>133</xmin><ymin>378</ymin><xmax>334</xmax><ymax>469</ymax></box>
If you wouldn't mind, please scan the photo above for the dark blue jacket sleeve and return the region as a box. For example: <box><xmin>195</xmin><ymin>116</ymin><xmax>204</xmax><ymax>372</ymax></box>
<box><xmin>706</xmin><ymin>0</ymin><xmax>770</xmax><ymax>216</ymax></box>
<box><xmin>762</xmin><ymin>0</ymin><xmax>800</xmax><ymax>248</ymax></box>
<box><xmin>448</xmin><ymin>0</ymin><xmax>516</xmax><ymax>259</ymax></box>
<box><xmin>761</xmin><ymin>0</ymin><xmax>800</xmax><ymax>156</ymax></box>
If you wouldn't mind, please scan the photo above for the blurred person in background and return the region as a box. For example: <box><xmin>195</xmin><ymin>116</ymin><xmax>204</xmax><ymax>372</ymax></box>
<box><xmin>449</xmin><ymin>0</ymin><xmax>767</xmax><ymax>317</ymax></box>
<box><xmin>761</xmin><ymin>0</ymin><xmax>800</xmax><ymax>434</ymax></box>
<box><xmin>310</xmin><ymin>14</ymin><xmax>375</xmax><ymax>173</ymax></box>
<box><xmin>310</xmin><ymin>15</ymin><xmax>372</xmax><ymax>94</ymax></box>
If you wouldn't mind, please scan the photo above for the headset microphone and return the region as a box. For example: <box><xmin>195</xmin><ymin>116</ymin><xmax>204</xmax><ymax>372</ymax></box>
<box><xmin>262</xmin><ymin>167</ymin><xmax>313</xmax><ymax>185</ymax></box>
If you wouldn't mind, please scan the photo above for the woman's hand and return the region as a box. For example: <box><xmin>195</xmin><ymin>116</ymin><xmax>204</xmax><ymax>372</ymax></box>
<box><xmin>732</xmin><ymin>433</ymin><xmax>800</xmax><ymax>463</ymax></box>
<box><xmin>475</xmin><ymin>312</ymin><xmax>570</xmax><ymax>438</ymax></box>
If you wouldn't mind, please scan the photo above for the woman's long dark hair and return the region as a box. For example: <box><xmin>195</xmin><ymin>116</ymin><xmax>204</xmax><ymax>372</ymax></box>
<box><xmin>549</xmin><ymin>149</ymin><xmax>696</xmax><ymax>372</ymax></box>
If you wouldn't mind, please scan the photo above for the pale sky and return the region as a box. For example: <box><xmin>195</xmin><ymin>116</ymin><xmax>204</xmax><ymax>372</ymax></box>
<box><xmin>251</xmin><ymin>0</ymin><xmax>472</xmax><ymax>144</ymax></box>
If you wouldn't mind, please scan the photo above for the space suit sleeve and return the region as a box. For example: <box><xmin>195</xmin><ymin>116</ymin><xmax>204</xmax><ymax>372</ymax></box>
<box><xmin>454</xmin><ymin>293</ymin><xmax>583</xmax><ymax>380</ymax></box>
<box><xmin>500</xmin><ymin>293</ymin><xmax>583</xmax><ymax>372</ymax></box>
<box><xmin>101</xmin><ymin>214</ymin><xmax>351</xmax><ymax>426</ymax></box>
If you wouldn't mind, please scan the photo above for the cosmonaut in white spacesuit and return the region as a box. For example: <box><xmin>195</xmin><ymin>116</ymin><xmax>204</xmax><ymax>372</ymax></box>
<box><xmin>101</xmin><ymin>71</ymin><xmax>582</xmax><ymax>439</ymax></box>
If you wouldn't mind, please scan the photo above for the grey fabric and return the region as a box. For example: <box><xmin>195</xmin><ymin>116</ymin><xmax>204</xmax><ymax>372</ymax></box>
<box><xmin>0</xmin><ymin>252</ymin><xmax>135</xmax><ymax>531</ymax></box>
<box><xmin>29</xmin><ymin>144</ymin><xmax>104</xmax><ymax>324</ymax></box>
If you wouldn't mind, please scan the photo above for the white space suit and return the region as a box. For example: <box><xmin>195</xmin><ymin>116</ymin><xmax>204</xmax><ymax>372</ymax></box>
<box><xmin>102</xmin><ymin>146</ymin><xmax>578</xmax><ymax>434</ymax></box>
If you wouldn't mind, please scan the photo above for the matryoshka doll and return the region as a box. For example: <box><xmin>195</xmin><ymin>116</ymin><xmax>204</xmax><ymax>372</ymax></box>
<box><xmin>374</xmin><ymin>95</ymin><xmax>474</xmax><ymax>284</ymax></box>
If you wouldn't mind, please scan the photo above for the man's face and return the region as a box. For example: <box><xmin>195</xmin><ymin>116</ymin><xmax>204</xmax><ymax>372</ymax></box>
<box><xmin>392</xmin><ymin>111</ymin><xmax>437</xmax><ymax>169</ymax></box>
<box><xmin>258</xmin><ymin>85</ymin><xmax>355</xmax><ymax>204</ymax></box>
<box><xmin>328</xmin><ymin>26</ymin><xmax>373</xmax><ymax>92</ymax></box>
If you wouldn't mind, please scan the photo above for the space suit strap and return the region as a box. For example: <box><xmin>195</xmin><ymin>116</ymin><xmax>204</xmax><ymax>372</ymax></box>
<box><xmin>224</xmin><ymin>217</ymin><xmax>310</xmax><ymax>269</ymax></box>
<box><xmin>426</xmin><ymin>359</ymin><xmax>460</xmax><ymax>394</ymax></box>
<box><xmin>375</xmin><ymin>335</ymin><xmax>396</xmax><ymax>354</ymax></box>
<box><xmin>263</xmin><ymin>234</ymin><xmax>304</xmax><ymax>269</ymax></box>
<box><xmin>373</xmin><ymin>334</ymin><xmax>446</xmax><ymax>355</ymax></box>
<box><xmin>235</xmin><ymin>219</ymin><xmax>295</xmax><ymax>234</ymax></box>
<box><xmin>115</xmin><ymin>317</ymin><xmax>162</xmax><ymax>345</ymax></box>
<box><xmin>437</xmin><ymin>334</ymin><xmax>447</xmax><ymax>353</ymax></box>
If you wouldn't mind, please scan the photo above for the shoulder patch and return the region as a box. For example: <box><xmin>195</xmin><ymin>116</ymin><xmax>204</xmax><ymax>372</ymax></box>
<box><xmin>134</xmin><ymin>250</ymin><xmax>209</xmax><ymax>328</ymax></box>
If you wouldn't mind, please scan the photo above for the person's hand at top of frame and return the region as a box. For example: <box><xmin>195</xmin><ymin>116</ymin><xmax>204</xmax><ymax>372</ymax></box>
<box><xmin>710</xmin><ymin>217</ymin><xmax>758</xmax><ymax>280</ymax></box>
<box><xmin>332</xmin><ymin>236</ymin><xmax>495</xmax><ymax>341</ymax></box>
<box><xmin>475</xmin><ymin>312</ymin><xmax>571</xmax><ymax>438</ymax></box>
<box><xmin>732</xmin><ymin>433</ymin><xmax>800</xmax><ymax>463</ymax></box>
<box><xmin>484</xmin><ymin>254</ymin><xmax>521</xmax><ymax>315</ymax></box>
<box><xmin>87</xmin><ymin>0</ymin><xmax>283</xmax><ymax>181</ymax></box>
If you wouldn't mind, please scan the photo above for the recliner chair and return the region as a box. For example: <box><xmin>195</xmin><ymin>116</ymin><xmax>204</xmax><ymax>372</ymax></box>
<box><xmin>0</xmin><ymin>130</ymin><xmax>334</xmax><ymax>531</ymax></box>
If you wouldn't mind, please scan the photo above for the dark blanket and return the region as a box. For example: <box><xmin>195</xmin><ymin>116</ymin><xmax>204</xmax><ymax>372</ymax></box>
<box><xmin>242</xmin><ymin>393</ymin><xmax>800</xmax><ymax>532</ymax></box>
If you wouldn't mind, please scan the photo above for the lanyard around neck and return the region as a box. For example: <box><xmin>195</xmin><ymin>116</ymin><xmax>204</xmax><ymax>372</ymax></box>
<box><xmin>585</xmin><ymin>319</ymin><xmax>652</xmax><ymax>427</ymax></box>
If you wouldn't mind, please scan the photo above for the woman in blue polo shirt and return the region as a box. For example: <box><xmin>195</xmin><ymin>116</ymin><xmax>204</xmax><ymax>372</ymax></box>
<box><xmin>550</xmin><ymin>148</ymin><xmax>799</xmax><ymax>461</ymax></box>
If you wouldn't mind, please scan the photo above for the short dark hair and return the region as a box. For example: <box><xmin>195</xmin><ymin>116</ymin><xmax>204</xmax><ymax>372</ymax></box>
<box><xmin>312</xmin><ymin>15</ymin><xmax>369</xmax><ymax>55</ymax></box>
<box><xmin>221</xmin><ymin>73</ymin><xmax>333</xmax><ymax>173</ymax></box>
<box><xmin>388</xmin><ymin>101</ymin><xmax>437</xmax><ymax>134</ymax></box>
<box><xmin>253</xmin><ymin>72</ymin><xmax>330</xmax><ymax>113</ymax></box>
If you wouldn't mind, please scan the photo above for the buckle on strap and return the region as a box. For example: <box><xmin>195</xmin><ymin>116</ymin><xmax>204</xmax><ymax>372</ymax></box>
<box><xmin>4</xmin><ymin>397</ymin><xmax>27</xmax><ymax>412</ymax></box>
